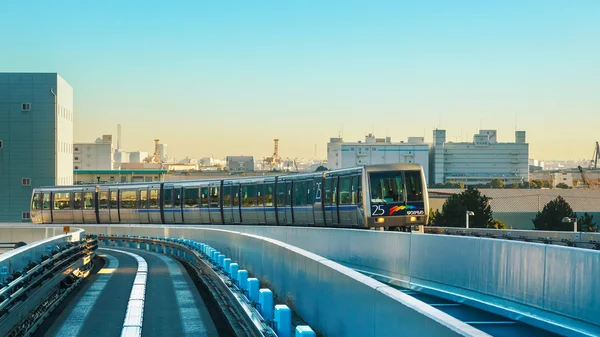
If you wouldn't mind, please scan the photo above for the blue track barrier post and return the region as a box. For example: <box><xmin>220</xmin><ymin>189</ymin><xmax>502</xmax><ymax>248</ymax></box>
<box><xmin>295</xmin><ymin>326</ymin><xmax>316</xmax><ymax>337</ymax></box>
<box><xmin>238</xmin><ymin>270</ymin><xmax>249</xmax><ymax>295</ymax></box>
<box><xmin>229</xmin><ymin>263</ymin><xmax>239</xmax><ymax>284</ymax></box>
<box><xmin>275</xmin><ymin>305</ymin><xmax>291</xmax><ymax>337</ymax></box>
<box><xmin>259</xmin><ymin>289</ymin><xmax>274</xmax><ymax>321</ymax></box>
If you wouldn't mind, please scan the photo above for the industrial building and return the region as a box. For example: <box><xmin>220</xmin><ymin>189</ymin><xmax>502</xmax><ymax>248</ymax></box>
<box><xmin>73</xmin><ymin>134</ymin><xmax>114</xmax><ymax>170</ymax></box>
<box><xmin>327</xmin><ymin>134</ymin><xmax>430</xmax><ymax>182</ymax></box>
<box><xmin>0</xmin><ymin>73</ymin><xmax>73</xmax><ymax>221</ymax></box>
<box><xmin>430</xmin><ymin>129</ymin><xmax>529</xmax><ymax>185</ymax></box>
<box><xmin>73</xmin><ymin>169</ymin><xmax>167</xmax><ymax>184</ymax></box>
<box><xmin>226</xmin><ymin>156</ymin><xmax>255</xmax><ymax>172</ymax></box>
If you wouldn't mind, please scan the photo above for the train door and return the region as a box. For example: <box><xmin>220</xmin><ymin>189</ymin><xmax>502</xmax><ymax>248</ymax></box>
<box><xmin>109</xmin><ymin>189</ymin><xmax>120</xmax><ymax>223</ymax></box>
<box><xmin>173</xmin><ymin>187</ymin><xmax>183</xmax><ymax>223</ymax></box>
<box><xmin>232</xmin><ymin>184</ymin><xmax>242</xmax><ymax>224</ymax></box>
<box><xmin>200</xmin><ymin>187</ymin><xmax>210</xmax><ymax>223</ymax></box>
<box><xmin>324</xmin><ymin>177</ymin><xmax>339</xmax><ymax>225</ymax></box>
<box><xmin>42</xmin><ymin>192</ymin><xmax>52</xmax><ymax>223</ymax></box>
<box><xmin>148</xmin><ymin>189</ymin><xmax>161</xmax><ymax>224</ymax></box>
<box><xmin>222</xmin><ymin>184</ymin><xmax>234</xmax><ymax>224</ymax></box>
<box><xmin>276</xmin><ymin>182</ymin><xmax>286</xmax><ymax>225</ymax></box>
<box><xmin>98</xmin><ymin>191</ymin><xmax>110</xmax><ymax>223</ymax></box>
<box><xmin>312</xmin><ymin>177</ymin><xmax>324</xmax><ymax>226</ymax></box>
<box><xmin>139</xmin><ymin>188</ymin><xmax>150</xmax><ymax>223</ymax></box>
<box><xmin>82</xmin><ymin>191</ymin><xmax>96</xmax><ymax>224</ymax></box>
<box><xmin>257</xmin><ymin>184</ymin><xmax>266</xmax><ymax>224</ymax></box>
<box><xmin>209</xmin><ymin>186</ymin><xmax>221</xmax><ymax>224</ymax></box>
<box><xmin>264</xmin><ymin>183</ymin><xmax>277</xmax><ymax>225</ymax></box>
<box><xmin>72</xmin><ymin>192</ymin><xmax>83</xmax><ymax>224</ymax></box>
<box><xmin>337</xmin><ymin>176</ymin><xmax>358</xmax><ymax>226</ymax></box>
<box><xmin>163</xmin><ymin>187</ymin><xmax>174</xmax><ymax>223</ymax></box>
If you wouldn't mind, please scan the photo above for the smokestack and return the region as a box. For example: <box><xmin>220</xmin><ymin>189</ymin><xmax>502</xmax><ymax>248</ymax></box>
<box><xmin>117</xmin><ymin>124</ymin><xmax>122</xmax><ymax>149</ymax></box>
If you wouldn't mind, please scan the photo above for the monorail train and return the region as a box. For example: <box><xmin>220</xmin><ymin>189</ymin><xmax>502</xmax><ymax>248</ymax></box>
<box><xmin>31</xmin><ymin>164</ymin><xmax>428</xmax><ymax>229</ymax></box>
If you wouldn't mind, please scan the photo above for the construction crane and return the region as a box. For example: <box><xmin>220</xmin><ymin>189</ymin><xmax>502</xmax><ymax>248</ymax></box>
<box><xmin>577</xmin><ymin>165</ymin><xmax>599</xmax><ymax>189</ymax></box>
<box><xmin>590</xmin><ymin>141</ymin><xmax>600</xmax><ymax>170</ymax></box>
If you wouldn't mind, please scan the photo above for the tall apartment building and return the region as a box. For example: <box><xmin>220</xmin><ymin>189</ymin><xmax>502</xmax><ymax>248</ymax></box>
<box><xmin>0</xmin><ymin>73</ymin><xmax>73</xmax><ymax>222</ymax></box>
<box><xmin>327</xmin><ymin>133</ymin><xmax>430</xmax><ymax>182</ymax></box>
<box><xmin>73</xmin><ymin>134</ymin><xmax>114</xmax><ymax>170</ymax></box>
<box><xmin>430</xmin><ymin>129</ymin><xmax>529</xmax><ymax>185</ymax></box>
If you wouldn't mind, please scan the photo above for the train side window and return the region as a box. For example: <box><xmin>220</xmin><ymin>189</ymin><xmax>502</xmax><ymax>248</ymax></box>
<box><xmin>99</xmin><ymin>192</ymin><xmax>109</xmax><ymax>209</ymax></box>
<box><xmin>140</xmin><ymin>190</ymin><xmax>148</xmax><ymax>209</ymax></box>
<box><xmin>242</xmin><ymin>185</ymin><xmax>257</xmax><ymax>207</ymax></box>
<box><xmin>73</xmin><ymin>192</ymin><xmax>82</xmax><ymax>210</ymax></box>
<box><xmin>405</xmin><ymin>171</ymin><xmax>423</xmax><ymax>202</ymax></box>
<box><xmin>277</xmin><ymin>183</ymin><xmax>286</xmax><ymax>207</ymax></box>
<box><xmin>110</xmin><ymin>191</ymin><xmax>118</xmax><ymax>209</ymax></box>
<box><xmin>339</xmin><ymin>177</ymin><xmax>351</xmax><ymax>205</ymax></box>
<box><xmin>223</xmin><ymin>186</ymin><xmax>232</xmax><ymax>207</ymax></box>
<box><xmin>356</xmin><ymin>176</ymin><xmax>362</xmax><ymax>204</ymax></box>
<box><xmin>210</xmin><ymin>187</ymin><xmax>219</xmax><ymax>207</ymax></box>
<box><xmin>201</xmin><ymin>187</ymin><xmax>209</xmax><ymax>207</ymax></box>
<box><xmin>265</xmin><ymin>184</ymin><xmax>274</xmax><ymax>207</ymax></box>
<box><xmin>293</xmin><ymin>181</ymin><xmax>306</xmax><ymax>206</ymax></box>
<box><xmin>120</xmin><ymin>190</ymin><xmax>137</xmax><ymax>209</ymax></box>
<box><xmin>149</xmin><ymin>190</ymin><xmax>159</xmax><ymax>209</ymax></box>
<box><xmin>84</xmin><ymin>192</ymin><xmax>94</xmax><ymax>210</ymax></box>
<box><xmin>184</xmin><ymin>188</ymin><xmax>199</xmax><ymax>208</ymax></box>
<box><xmin>54</xmin><ymin>192</ymin><xmax>71</xmax><ymax>210</ymax></box>
<box><xmin>43</xmin><ymin>193</ymin><xmax>51</xmax><ymax>210</ymax></box>
<box><xmin>174</xmin><ymin>189</ymin><xmax>182</xmax><ymax>208</ymax></box>
<box><xmin>32</xmin><ymin>193</ymin><xmax>41</xmax><ymax>210</ymax></box>
<box><xmin>164</xmin><ymin>189</ymin><xmax>172</xmax><ymax>208</ymax></box>
<box><xmin>233</xmin><ymin>185</ymin><xmax>240</xmax><ymax>207</ymax></box>
<box><xmin>307</xmin><ymin>182</ymin><xmax>314</xmax><ymax>204</ymax></box>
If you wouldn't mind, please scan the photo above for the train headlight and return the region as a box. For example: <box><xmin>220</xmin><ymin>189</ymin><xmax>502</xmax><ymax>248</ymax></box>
<box><xmin>410</xmin><ymin>216</ymin><xmax>417</xmax><ymax>222</ymax></box>
<box><xmin>376</xmin><ymin>217</ymin><xmax>385</xmax><ymax>224</ymax></box>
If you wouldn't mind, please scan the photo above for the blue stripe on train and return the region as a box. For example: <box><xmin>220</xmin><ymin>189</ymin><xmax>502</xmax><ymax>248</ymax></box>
<box><xmin>136</xmin><ymin>205</ymin><xmax>360</xmax><ymax>213</ymax></box>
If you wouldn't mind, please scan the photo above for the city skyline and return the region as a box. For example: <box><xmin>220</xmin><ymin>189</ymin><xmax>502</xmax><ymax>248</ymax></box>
<box><xmin>1</xmin><ymin>1</ymin><xmax>599</xmax><ymax>161</ymax></box>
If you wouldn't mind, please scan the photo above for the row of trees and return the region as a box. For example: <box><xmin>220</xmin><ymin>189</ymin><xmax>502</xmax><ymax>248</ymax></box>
<box><xmin>429</xmin><ymin>188</ymin><xmax>598</xmax><ymax>232</ymax></box>
<box><xmin>432</xmin><ymin>178</ymin><xmax>572</xmax><ymax>189</ymax></box>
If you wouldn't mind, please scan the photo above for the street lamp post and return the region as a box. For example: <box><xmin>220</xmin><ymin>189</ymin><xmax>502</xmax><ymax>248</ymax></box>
<box><xmin>562</xmin><ymin>217</ymin><xmax>578</xmax><ymax>233</ymax></box>
<box><xmin>466</xmin><ymin>211</ymin><xmax>474</xmax><ymax>229</ymax></box>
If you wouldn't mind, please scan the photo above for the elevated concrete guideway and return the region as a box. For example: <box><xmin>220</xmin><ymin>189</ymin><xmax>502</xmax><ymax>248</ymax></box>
<box><xmin>33</xmin><ymin>248</ymin><xmax>218</xmax><ymax>337</ymax></box>
<box><xmin>2</xmin><ymin>224</ymin><xmax>598</xmax><ymax>337</ymax></box>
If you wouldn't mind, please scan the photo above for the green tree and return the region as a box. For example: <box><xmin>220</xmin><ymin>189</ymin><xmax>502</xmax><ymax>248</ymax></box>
<box><xmin>427</xmin><ymin>208</ymin><xmax>439</xmax><ymax>226</ymax></box>
<box><xmin>487</xmin><ymin>219</ymin><xmax>507</xmax><ymax>229</ymax></box>
<box><xmin>532</xmin><ymin>196</ymin><xmax>576</xmax><ymax>231</ymax></box>
<box><xmin>314</xmin><ymin>165</ymin><xmax>328</xmax><ymax>172</ymax></box>
<box><xmin>490</xmin><ymin>178</ymin><xmax>504</xmax><ymax>189</ymax></box>
<box><xmin>433</xmin><ymin>188</ymin><xmax>493</xmax><ymax>228</ymax></box>
<box><xmin>578</xmin><ymin>213</ymin><xmax>598</xmax><ymax>232</ymax></box>
<box><xmin>555</xmin><ymin>183</ymin><xmax>570</xmax><ymax>189</ymax></box>
<box><xmin>530</xmin><ymin>180</ymin><xmax>543</xmax><ymax>189</ymax></box>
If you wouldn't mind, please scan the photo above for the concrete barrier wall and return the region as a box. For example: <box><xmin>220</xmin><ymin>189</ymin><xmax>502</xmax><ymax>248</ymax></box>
<box><xmin>88</xmin><ymin>225</ymin><xmax>485</xmax><ymax>337</ymax></box>
<box><xmin>0</xmin><ymin>227</ymin><xmax>84</xmax><ymax>276</ymax></box>
<box><xmin>200</xmin><ymin>225</ymin><xmax>600</xmax><ymax>334</ymax></box>
<box><xmin>0</xmin><ymin>225</ymin><xmax>74</xmax><ymax>246</ymax></box>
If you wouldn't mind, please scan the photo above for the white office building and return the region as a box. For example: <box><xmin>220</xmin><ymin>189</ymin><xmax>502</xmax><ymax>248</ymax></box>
<box><xmin>158</xmin><ymin>143</ymin><xmax>168</xmax><ymax>161</ymax></box>
<box><xmin>129</xmin><ymin>151</ymin><xmax>149</xmax><ymax>163</ymax></box>
<box><xmin>327</xmin><ymin>134</ymin><xmax>429</xmax><ymax>182</ymax></box>
<box><xmin>430</xmin><ymin>129</ymin><xmax>529</xmax><ymax>185</ymax></box>
<box><xmin>74</xmin><ymin>135</ymin><xmax>114</xmax><ymax>170</ymax></box>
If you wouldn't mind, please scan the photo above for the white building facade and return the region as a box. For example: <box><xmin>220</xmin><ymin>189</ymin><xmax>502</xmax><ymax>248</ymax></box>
<box><xmin>430</xmin><ymin>129</ymin><xmax>529</xmax><ymax>185</ymax></box>
<box><xmin>74</xmin><ymin>135</ymin><xmax>114</xmax><ymax>170</ymax></box>
<box><xmin>327</xmin><ymin>134</ymin><xmax>430</xmax><ymax>183</ymax></box>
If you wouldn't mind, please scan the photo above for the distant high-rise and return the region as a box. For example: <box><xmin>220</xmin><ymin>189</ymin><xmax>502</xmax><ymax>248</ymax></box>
<box><xmin>0</xmin><ymin>73</ymin><xmax>73</xmax><ymax>222</ymax></box>
<box><xmin>117</xmin><ymin>124</ymin><xmax>122</xmax><ymax>149</ymax></box>
<box><xmin>158</xmin><ymin>143</ymin><xmax>168</xmax><ymax>160</ymax></box>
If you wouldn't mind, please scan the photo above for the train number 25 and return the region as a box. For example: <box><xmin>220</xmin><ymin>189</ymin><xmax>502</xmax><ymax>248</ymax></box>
<box><xmin>371</xmin><ymin>205</ymin><xmax>385</xmax><ymax>216</ymax></box>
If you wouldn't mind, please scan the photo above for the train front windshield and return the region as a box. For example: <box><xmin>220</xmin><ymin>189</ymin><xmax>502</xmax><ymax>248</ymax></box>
<box><xmin>369</xmin><ymin>170</ymin><xmax>423</xmax><ymax>203</ymax></box>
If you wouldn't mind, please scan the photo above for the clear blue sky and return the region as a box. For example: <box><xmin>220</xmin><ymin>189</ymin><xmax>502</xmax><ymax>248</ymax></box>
<box><xmin>1</xmin><ymin>1</ymin><xmax>599</xmax><ymax>161</ymax></box>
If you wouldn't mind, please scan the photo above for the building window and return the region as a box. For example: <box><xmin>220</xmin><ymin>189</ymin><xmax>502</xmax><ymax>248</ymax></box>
<box><xmin>0</xmin><ymin>140</ymin><xmax>3</xmax><ymax>148</ymax></box>
<box><xmin>22</xmin><ymin>103</ymin><xmax>31</xmax><ymax>111</ymax></box>
<box><xmin>22</xmin><ymin>212</ymin><xmax>31</xmax><ymax>220</ymax></box>
<box><xmin>74</xmin><ymin>166</ymin><xmax>79</xmax><ymax>169</ymax></box>
<box><xmin>74</xmin><ymin>156</ymin><xmax>79</xmax><ymax>160</ymax></box>
<box><xmin>22</xmin><ymin>178</ymin><xmax>31</xmax><ymax>186</ymax></box>
<box><xmin>74</xmin><ymin>146</ymin><xmax>79</xmax><ymax>151</ymax></box>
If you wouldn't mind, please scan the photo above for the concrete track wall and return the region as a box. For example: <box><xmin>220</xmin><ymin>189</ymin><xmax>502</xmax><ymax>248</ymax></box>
<box><xmin>86</xmin><ymin>225</ymin><xmax>486</xmax><ymax>337</ymax></box>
